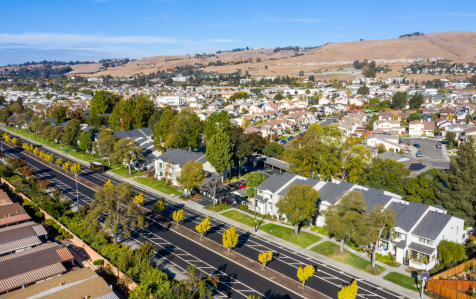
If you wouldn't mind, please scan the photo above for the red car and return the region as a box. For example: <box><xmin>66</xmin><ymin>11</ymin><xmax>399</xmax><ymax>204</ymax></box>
<box><xmin>239</xmin><ymin>182</ymin><xmax>247</xmax><ymax>189</ymax></box>
<box><xmin>222</xmin><ymin>197</ymin><xmax>236</xmax><ymax>205</ymax></box>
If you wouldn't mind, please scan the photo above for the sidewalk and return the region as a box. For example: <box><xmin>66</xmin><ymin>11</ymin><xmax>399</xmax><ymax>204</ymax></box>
<box><xmin>6</xmin><ymin>130</ymin><xmax>420</xmax><ymax>299</ymax></box>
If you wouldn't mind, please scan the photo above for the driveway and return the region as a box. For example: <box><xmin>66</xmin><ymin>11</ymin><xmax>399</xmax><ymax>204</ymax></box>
<box><xmin>401</xmin><ymin>137</ymin><xmax>444</xmax><ymax>160</ymax></box>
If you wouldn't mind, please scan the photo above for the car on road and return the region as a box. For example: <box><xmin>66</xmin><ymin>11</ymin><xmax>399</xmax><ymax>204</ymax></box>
<box><xmin>238</xmin><ymin>182</ymin><xmax>247</xmax><ymax>189</ymax></box>
<box><xmin>419</xmin><ymin>136</ymin><xmax>428</xmax><ymax>139</ymax></box>
<box><xmin>413</xmin><ymin>144</ymin><xmax>421</xmax><ymax>148</ymax></box>
<box><xmin>436</xmin><ymin>143</ymin><xmax>442</xmax><ymax>149</ymax></box>
<box><xmin>222</xmin><ymin>197</ymin><xmax>236</xmax><ymax>205</ymax></box>
<box><xmin>416</xmin><ymin>151</ymin><xmax>422</xmax><ymax>157</ymax></box>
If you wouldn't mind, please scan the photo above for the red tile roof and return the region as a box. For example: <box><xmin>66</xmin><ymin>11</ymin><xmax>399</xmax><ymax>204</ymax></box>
<box><xmin>0</xmin><ymin>214</ymin><xmax>31</xmax><ymax>227</ymax></box>
<box><xmin>0</xmin><ymin>263</ymin><xmax>66</xmax><ymax>292</ymax></box>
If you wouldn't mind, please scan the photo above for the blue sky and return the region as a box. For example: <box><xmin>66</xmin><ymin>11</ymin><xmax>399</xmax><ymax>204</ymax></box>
<box><xmin>1</xmin><ymin>0</ymin><xmax>475</xmax><ymax>65</ymax></box>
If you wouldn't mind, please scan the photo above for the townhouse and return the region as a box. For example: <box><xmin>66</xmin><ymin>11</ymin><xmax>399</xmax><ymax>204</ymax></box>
<box><xmin>408</xmin><ymin>120</ymin><xmax>435</xmax><ymax>136</ymax></box>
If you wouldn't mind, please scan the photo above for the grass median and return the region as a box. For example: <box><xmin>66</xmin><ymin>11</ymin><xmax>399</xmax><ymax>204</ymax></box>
<box><xmin>221</xmin><ymin>210</ymin><xmax>265</xmax><ymax>227</ymax></box>
<box><xmin>311</xmin><ymin>241</ymin><xmax>386</xmax><ymax>276</ymax></box>
<box><xmin>383</xmin><ymin>272</ymin><xmax>421</xmax><ymax>292</ymax></box>
<box><xmin>134</xmin><ymin>177</ymin><xmax>180</xmax><ymax>196</ymax></box>
<box><xmin>259</xmin><ymin>223</ymin><xmax>321</xmax><ymax>248</ymax></box>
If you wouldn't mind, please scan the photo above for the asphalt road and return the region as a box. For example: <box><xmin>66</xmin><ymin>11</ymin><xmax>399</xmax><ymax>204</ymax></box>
<box><xmin>1</xmin><ymin>134</ymin><xmax>411</xmax><ymax>299</ymax></box>
<box><xmin>401</xmin><ymin>137</ymin><xmax>444</xmax><ymax>160</ymax></box>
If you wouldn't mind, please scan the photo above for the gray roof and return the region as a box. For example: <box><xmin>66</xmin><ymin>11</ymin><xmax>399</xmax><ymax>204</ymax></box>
<box><xmin>360</xmin><ymin>189</ymin><xmax>393</xmax><ymax>213</ymax></box>
<box><xmin>264</xmin><ymin>157</ymin><xmax>289</xmax><ymax>171</ymax></box>
<box><xmin>158</xmin><ymin>149</ymin><xmax>207</xmax><ymax>168</ymax></box>
<box><xmin>377</xmin><ymin>151</ymin><xmax>413</xmax><ymax>162</ymax></box>
<box><xmin>256</xmin><ymin>173</ymin><xmax>296</xmax><ymax>193</ymax></box>
<box><xmin>412</xmin><ymin>210</ymin><xmax>452</xmax><ymax>240</ymax></box>
<box><xmin>396</xmin><ymin>240</ymin><xmax>406</xmax><ymax>249</ymax></box>
<box><xmin>408</xmin><ymin>242</ymin><xmax>436</xmax><ymax>255</ymax></box>
<box><xmin>391</xmin><ymin>201</ymin><xmax>429</xmax><ymax>232</ymax></box>
<box><xmin>277</xmin><ymin>177</ymin><xmax>320</xmax><ymax>197</ymax></box>
<box><xmin>317</xmin><ymin>181</ymin><xmax>354</xmax><ymax>205</ymax></box>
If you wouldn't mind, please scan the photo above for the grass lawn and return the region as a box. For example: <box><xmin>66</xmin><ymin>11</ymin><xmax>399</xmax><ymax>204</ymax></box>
<box><xmin>221</xmin><ymin>210</ymin><xmax>265</xmax><ymax>227</ymax></box>
<box><xmin>2</xmin><ymin>127</ymin><xmax>100</xmax><ymax>162</ymax></box>
<box><xmin>134</xmin><ymin>177</ymin><xmax>180</xmax><ymax>196</ymax></box>
<box><xmin>204</xmin><ymin>203</ymin><xmax>231</xmax><ymax>213</ymax></box>
<box><xmin>383</xmin><ymin>272</ymin><xmax>421</xmax><ymax>292</ymax></box>
<box><xmin>311</xmin><ymin>241</ymin><xmax>386</xmax><ymax>276</ymax></box>
<box><xmin>260</xmin><ymin>224</ymin><xmax>321</xmax><ymax>248</ymax></box>
<box><xmin>280</xmin><ymin>136</ymin><xmax>288</xmax><ymax>141</ymax></box>
<box><xmin>311</xmin><ymin>226</ymin><xmax>330</xmax><ymax>237</ymax></box>
<box><xmin>110</xmin><ymin>167</ymin><xmax>147</xmax><ymax>178</ymax></box>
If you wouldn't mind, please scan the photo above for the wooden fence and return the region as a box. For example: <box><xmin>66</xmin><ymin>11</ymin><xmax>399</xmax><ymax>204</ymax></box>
<box><xmin>432</xmin><ymin>258</ymin><xmax>476</xmax><ymax>280</ymax></box>
<box><xmin>427</xmin><ymin>280</ymin><xmax>473</xmax><ymax>299</ymax></box>
<box><xmin>0</xmin><ymin>177</ymin><xmax>137</xmax><ymax>291</ymax></box>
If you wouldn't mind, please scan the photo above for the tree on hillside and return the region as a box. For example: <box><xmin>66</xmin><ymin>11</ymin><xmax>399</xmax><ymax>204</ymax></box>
<box><xmin>84</xmin><ymin>182</ymin><xmax>146</xmax><ymax>244</ymax></box>
<box><xmin>436</xmin><ymin>136</ymin><xmax>476</xmax><ymax>225</ymax></box>
<box><xmin>179</xmin><ymin>160</ymin><xmax>206</xmax><ymax>192</ymax></box>
<box><xmin>246</xmin><ymin>172</ymin><xmax>266</xmax><ymax>232</ymax></box>
<box><xmin>276</xmin><ymin>184</ymin><xmax>319</xmax><ymax>236</ymax></box>
<box><xmin>324</xmin><ymin>191</ymin><xmax>367</xmax><ymax>253</ymax></box>
<box><xmin>391</xmin><ymin>91</ymin><xmax>408</xmax><ymax>109</ymax></box>
<box><xmin>78</xmin><ymin>131</ymin><xmax>92</xmax><ymax>152</ymax></box>
<box><xmin>112</xmin><ymin>138</ymin><xmax>145</xmax><ymax>175</ymax></box>
<box><xmin>205</xmin><ymin>132</ymin><xmax>233</xmax><ymax>174</ymax></box>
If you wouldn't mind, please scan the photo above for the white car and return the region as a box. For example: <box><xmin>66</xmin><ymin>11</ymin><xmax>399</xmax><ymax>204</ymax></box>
<box><xmin>419</xmin><ymin>136</ymin><xmax>428</xmax><ymax>139</ymax></box>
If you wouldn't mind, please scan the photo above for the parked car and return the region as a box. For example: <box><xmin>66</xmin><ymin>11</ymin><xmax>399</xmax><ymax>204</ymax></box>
<box><xmin>419</xmin><ymin>136</ymin><xmax>428</xmax><ymax>139</ymax></box>
<box><xmin>413</xmin><ymin>144</ymin><xmax>421</xmax><ymax>148</ymax></box>
<box><xmin>416</xmin><ymin>151</ymin><xmax>422</xmax><ymax>157</ymax></box>
<box><xmin>436</xmin><ymin>143</ymin><xmax>442</xmax><ymax>149</ymax></box>
<box><xmin>238</xmin><ymin>182</ymin><xmax>247</xmax><ymax>189</ymax></box>
<box><xmin>280</xmin><ymin>140</ymin><xmax>286</xmax><ymax>144</ymax></box>
<box><xmin>288</xmin><ymin>136</ymin><xmax>294</xmax><ymax>140</ymax></box>
<box><xmin>222</xmin><ymin>197</ymin><xmax>236</xmax><ymax>205</ymax></box>
<box><xmin>233</xmin><ymin>195</ymin><xmax>248</xmax><ymax>204</ymax></box>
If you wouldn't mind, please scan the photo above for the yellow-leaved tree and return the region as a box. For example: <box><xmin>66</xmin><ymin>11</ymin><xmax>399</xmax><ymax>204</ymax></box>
<box><xmin>45</xmin><ymin>153</ymin><xmax>55</xmax><ymax>163</ymax></box>
<box><xmin>172</xmin><ymin>208</ymin><xmax>183</xmax><ymax>227</ymax></box>
<box><xmin>223</xmin><ymin>226</ymin><xmax>238</xmax><ymax>253</ymax></box>
<box><xmin>28</xmin><ymin>144</ymin><xmax>34</xmax><ymax>152</ymax></box>
<box><xmin>297</xmin><ymin>265</ymin><xmax>315</xmax><ymax>289</ymax></box>
<box><xmin>55</xmin><ymin>157</ymin><xmax>63</xmax><ymax>166</ymax></box>
<box><xmin>22</xmin><ymin>143</ymin><xmax>28</xmax><ymax>150</ymax></box>
<box><xmin>154</xmin><ymin>198</ymin><xmax>165</xmax><ymax>213</ymax></box>
<box><xmin>338</xmin><ymin>280</ymin><xmax>358</xmax><ymax>299</ymax></box>
<box><xmin>39</xmin><ymin>151</ymin><xmax>46</xmax><ymax>159</ymax></box>
<box><xmin>4</xmin><ymin>134</ymin><xmax>10</xmax><ymax>142</ymax></box>
<box><xmin>258</xmin><ymin>251</ymin><xmax>273</xmax><ymax>269</ymax></box>
<box><xmin>33</xmin><ymin>147</ymin><xmax>40</xmax><ymax>156</ymax></box>
<box><xmin>11</xmin><ymin>137</ymin><xmax>21</xmax><ymax>146</ymax></box>
<box><xmin>195</xmin><ymin>216</ymin><xmax>211</xmax><ymax>239</ymax></box>
<box><xmin>62</xmin><ymin>160</ymin><xmax>72</xmax><ymax>171</ymax></box>
<box><xmin>104</xmin><ymin>179</ymin><xmax>113</xmax><ymax>187</ymax></box>
<box><xmin>133</xmin><ymin>193</ymin><xmax>144</xmax><ymax>205</ymax></box>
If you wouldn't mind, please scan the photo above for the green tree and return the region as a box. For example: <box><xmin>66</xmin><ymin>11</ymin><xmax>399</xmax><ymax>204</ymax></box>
<box><xmin>276</xmin><ymin>184</ymin><xmax>319</xmax><ymax>236</ymax></box>
<box><xmin>153</xmin><ymin>106</ymin><xmax>177</xmax><ymax>151</ymax></box>
<box><xmin>167</xmin><ymin>109</ymin><xmax>202</xmax><ymax>150</ymax></box>
<box><xmin>435</xmin><ymin>137</ymin><xmax>476</xmax><ymax>225</ymax></box>
<box><xmin>408</xmin><ymin>93</ymin><xmax>424</xmax><ymax>109</ymax></box>
<box><xmin>235</xmin><ymin>134</ymin><xmax>253</xmax><ymax>178</ymax></box>
<box><xmin>391</xmin><ymin>91</ymin><xmax>408</xmax><ymax>109</ymax></box>
<box><xmin>404</xmin><ymin>169</ymin><xmax>439</xmax><ymax>203</ymax></box>
<box><xmin>97</xmin><ymin>130</ymin><xmax>117</xmax><ymax>166</ymax></box>
<box><xmin>112</xmin><ymin>138</ymin><xmax>145</xmax><ymax>175</ymax></box>
<box><xmin>438</xmin><ymin>240</ymin><xmax>465</xmax><ymax>264</ymax></box>
<box><xmin>203</xmin><ymin>111</ymin><xmax>232</xmax><ymax>141</ymax></box>
<box><xmin>90</xmin><ymin>91</ymin><xmax>121</xmax><ymax>115</ymax></box>
<box><xmin>324</xmin><ymin>191</ymin><xmax>367</xmax><ymax>252</ymax></box>
<box><xmin>246</xmin><ymin>172</ymin><xmax>266</xmax><ymax>232</ymax></box>
<box><xmin>407</xmin><ymin>113</ymin><xmax>424</xmax><ymax>122</ymax></box>
<box><xmin>62</xmin><ymin>119</ymin><xmax>81</xmax><ymax>148</ymax></box>
<box><xmin>357</xmin><ymin>86</ymin><xmax>370</xmax><ymax>95</ymax></box>
<box><xmin>205</xmin><ymin>132</ymin><xmax>233</xmax><ymax>174</ymax></box>
<box><xmin>78</xmin><ymin>131</ymin><xmax>92</xmax><ymax>152</ymax></box>
<box><xmin>341</xmin><ymin>145</ymin><xmax>373</xmax><ymax>183</ymax></box>
<box><xmin>51</xmin><ymin>105</ymin><xmax>68</xmax><ymax>124</ymax></box>
<box><xmin>0</xmin><ymin>108</ymin><xmax>12</xmax><ymax>124</ymax></box>
<box><xmin>84</xmin><ymin>182</ymin><xmax>146</xmax><ymax>244</ymax></box>
<box><xmin>262</xmin><ymin>142</ymin><xmax>285</xmax><ymax>157</ymax></box>
<box><xmin>16</xmin><ymin>113</ymin><xmax>31</xmax><ymax>134</ymax></box>
<box><xmin>179</xmin><ymin>160</ymin><xmax>206</xmax><ymax>191</ymax></box>
<box><xmin>365</xmin><ymin>205</ymin><xmax>396</xmax><ymax>268</ymax></box>
<box><xmin>446</xmin><ymin>132</ymin><xmax>457</xmax><ymax>144</ymax></box>
<box><xmin>50</xmin><ymin>126</ymin><xmax>63</xmax><ymax>145</ymax></box>
<box><xmin>42</xmin><ymin>124</ymin><xmax>54</xmax><ymax>142</ymax></box>
<box><xmin>358</xmin><ymin>158</ymin><xmax>410</xmax><ymax>195</ymax></box>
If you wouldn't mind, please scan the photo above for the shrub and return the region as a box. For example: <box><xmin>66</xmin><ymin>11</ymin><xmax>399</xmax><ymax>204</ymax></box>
<box><xmin>53</xmin><ymin>224</ymin><xmax>60</xmax><ymax>230</ymax></box>
<box><xmin>238</xmin><ymin>204</ymin><xmax>248</xmax><ymax>211</ymax></box>
<box><xmin>470</xmin><ymin>274</ymin><xmax>476</xmax><ymax>280</ymax></box>
<box><xmin>64</xmin><ymin>234</ymin><xmax>73</xmax><ymax>240</ymax></box>
<box><xmin>55</xmin><ymin>235</ymin><xmax>64</xmax><ymax>241</ymax></box>
<box><xmin>435</xmin><ymin>264</ymin><xmax>444</xmax><ymax>271</ymax></box>
<box><xmin>465</xmin><ymin>264</ymin><xmax>470</xmax><ymax>272</ymax></box>
<box><xmin>438</xmin><ymin>240</ymin><xmax>465</xmax><ymax>264</ymax></box>
<box><xmin>429</xmin><ymin>269</ymin><xmax>438</xmax><ymax>274</ymax></box>
<box><xmin>424</xmin><ymin>290</ymin><xmax>432</xmax><ymax>296</ymax></box>
<box><xmin>58</xmin><ymin>228</ymin><xmax>65</xmax><ymax>234</ymax></box>
<box><xmin>93</xmin><ymin>259</ymin><xmax>105</xmax><ymax>267</ymax></box>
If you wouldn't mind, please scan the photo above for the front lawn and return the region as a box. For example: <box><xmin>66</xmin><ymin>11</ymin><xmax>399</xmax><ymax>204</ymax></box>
<box><xmin>383</xmin><ymin>272</ymin><xmax>421</xmax><ymax>292</ymax></box>
<box><xmin>110</xmin><ymin>167</ymin><xmax>147</xmax><ymax>178</ymax></box>
<box><xmin>311</xmin><ymin>241</ymin><xmax>386</xmax><ymax>276</ymax></box>
<box><xmin>259</xmin><ymin>224</ymin><xmax>321</xmax><ymax>248</ymax></box>
<box><xmin>204</xmin><ymin>203</ymin><xmax>231</xmax><ymax>213</ymax></box>
<box><xmin>221</xmin><ymin>210</ymin><xmax>265</xmax><ymax>227</ymax></box>
<box><xmin>134</xmin><ymin>177</ymin><xmax>180</xmax><ymax>196</ymax></box>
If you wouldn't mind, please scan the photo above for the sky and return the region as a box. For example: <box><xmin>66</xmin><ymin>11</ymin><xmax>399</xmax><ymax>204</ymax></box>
<box><xmin>1</xmin><ymin>0</ymin><xmax>475</xmax><ymax>65</ymax></box>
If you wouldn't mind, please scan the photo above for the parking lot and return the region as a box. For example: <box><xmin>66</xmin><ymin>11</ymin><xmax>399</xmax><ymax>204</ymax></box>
<box><xmin>401</xmin><ymin>137</ymin><xmax>445</xmax><ymax>160</ymax></box>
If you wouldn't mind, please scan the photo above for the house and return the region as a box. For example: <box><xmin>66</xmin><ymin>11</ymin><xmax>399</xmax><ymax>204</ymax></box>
<box><xmin>373</xmin><ymin>120</ymin><xmax>403</xmax><ymax>133</ymax></box>
<box><xmin>154</xmin><ymin>149</ymin><xmax>231</xmax><ymax>185</ymax></box>
<box><xmin>0</xmin><ymin>203</ymin><xmax>31</xmax><ymax>228</ymax></box>
<box><xmin>0</xmin><ymin>222</ymin><xmax>47</xmax><ymax>257</ymax></box>
<box><xmin>365</xmin><ymin>132</ymin><xmax>401</xmax><ymax>151</ymax></box>
<box><xmin>110</xmin><ymin>128</ymin><xmax>158</xmax><ymax>167</ymax></box>
<box><xmin>408</xmin><ymin>120</ymin><xmax>435</xmax><ymax>136</ymax></box>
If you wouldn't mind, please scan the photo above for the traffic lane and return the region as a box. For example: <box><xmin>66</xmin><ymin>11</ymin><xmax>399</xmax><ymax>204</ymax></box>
<box><xmin>401</xmin><ymin>138</ymin><xmax>443</xmax><ymax>159</ymax></box>
<box><xmin>143</xmin><ymin>218</ymin><xmax>299</xmax><ymax>299</ymax></box>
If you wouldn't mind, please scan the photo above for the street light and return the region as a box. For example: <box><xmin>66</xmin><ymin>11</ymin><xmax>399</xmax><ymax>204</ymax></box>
<box><xmin>70</xmin><ymin>163</ymin><xmax>82</xmax><ymax>211</ymax></box>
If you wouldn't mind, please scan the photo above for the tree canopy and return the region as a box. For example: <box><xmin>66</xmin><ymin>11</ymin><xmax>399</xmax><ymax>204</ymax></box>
<box><xmin>205</xmin><ymin>132</ymin><xmax>233</xmax><ymax>174</ymax></box>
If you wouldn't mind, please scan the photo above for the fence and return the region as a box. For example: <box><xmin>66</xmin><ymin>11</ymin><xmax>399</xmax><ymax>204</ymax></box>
<box><xmin>427</xmin><ymin>280</ymin><xmax>473</xmax><ymax>299</ymax></box>
<box><xmin>432</xmin><ymin>258</ymin><xmax>476</xmax><ymax>280</ymax></box>
<box><xmin>0</xmin><ymin>177</ymin><xmax>137</xmax><ymax>291</ymax></box>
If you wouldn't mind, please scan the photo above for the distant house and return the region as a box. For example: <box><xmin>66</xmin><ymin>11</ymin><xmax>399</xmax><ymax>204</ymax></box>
<box><xmin>408</xmin><ymin>120</ymin><xmax>435</xmax><ymax>136</ymax></box>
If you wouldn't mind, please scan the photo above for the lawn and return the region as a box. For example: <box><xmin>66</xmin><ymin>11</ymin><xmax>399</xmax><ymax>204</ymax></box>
<box><xmin>383</xmin><ymin>272</ymin><xmax>421</xmax><ymax>292</ymax></box>
<box><xmin>2</xmin><ymin>127</ymin><xmax>99</xmax><ymax>162</ymax></box>
<box><xmin>221</xmin><ymin>210</ymin><xmax>265</xmax><ymax>227</ymax></box>
<box><xmin>311</xmin><ymin>226</ymin><xmax>330</xmax><ymax>237</ymax></box>
<box><xmin>110</xmin><ymin>167</ymin><xmax>148</xmax><ymax>178</ymax></box>
<box><xmin>311</xmin><ymin>241</ymin><xmax>386</xmax><ymax>276</ymax></box>
<box><xmin>134</xmin><ymin>177</ymin><xmax>180</xmax><ymax>196</ymax></box>
<box><xmin>204</xmin><ymin>203</ymin><xmax>231</xmax><ymax>213</ymax></box>
<box><xmin>259</xmin><ymin>224</ymin><xmax>321</xmax><ymax>248</ymax></box>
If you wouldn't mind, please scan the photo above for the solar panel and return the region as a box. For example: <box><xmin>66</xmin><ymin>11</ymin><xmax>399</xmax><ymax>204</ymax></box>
<box><xmin>408</xmin><ymin>163</ymin><xmax>426</xmax><ymax>171</ymax></box>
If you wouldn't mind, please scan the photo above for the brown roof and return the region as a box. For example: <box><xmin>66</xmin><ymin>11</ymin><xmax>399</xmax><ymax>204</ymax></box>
<box><xmin>0</xmin><ymin>203</ymin><xmax>27</xmax><ymax>220</ymax></box>
<box><xmin>0</xmin><ymin>190</ymin><xmax>10</xmax><ymax>201</ymax></box>
<box><xmin>0</xmin><ymin>263</ymin><xmax>66</xmax><ymax>293</ymax></box>
<box><xmin>56</xmin><ymin>247</ymin><xmax>74</xmax><ymax>262</ymax></box>
<box><xmin>0</xmin><ymin>243</ymin><xmax>58</xmax><ymax>262</ymax></box>
<box><xmin>0</xmin><ymin>223</ymin><xmax>45</xmax><ymax>246</ymax></box>
<box><xmin>0</xmin><ymin>214</ymin><xmax>31</xmax><ymax>227</ymax></box>
<box><xmin>0</xmin><ymin>199</ymin><xmax>13</xmax><ymax>206</ymax></box>
<box><xmin>0</xmin><ymin>236</ymin><xmax>42</xmax><ymax>255</ymax></box>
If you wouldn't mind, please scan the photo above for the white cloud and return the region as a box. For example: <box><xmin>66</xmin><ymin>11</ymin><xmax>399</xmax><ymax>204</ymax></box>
<box><xmin>0</xmin><ymin>32</ymin><xmax>180</xmax><ymax>45</ymax></box>
<box><xmin>160</xmin><ymin>13</ymin><xmax>170</xmax><ymax>19</ymax></box>
<box><xmin>202</xmin><ymin>39</ymin><xmax>237</xmax><ymax>43</ymax></box>
<box><xmin>266</xmin><ymin>18</ymin><xmax>323</xmax><ymax>23</ymax></box>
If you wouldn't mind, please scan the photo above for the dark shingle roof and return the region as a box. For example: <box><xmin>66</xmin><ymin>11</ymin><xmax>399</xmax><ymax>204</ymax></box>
<box><xmin>256</xmin><ymin>173</ymin><xmax>296</xmax><ymax>193</ymax></box>
<box><xmin>412</xmin><ymin>210</ymin><xmax>452</xmax><ymax>240</ymax></box>
<box><xmin>158</xmin><ymin>149</ymin><xmax>206</xmax><ymax>168</ymax></box>
<box><xmin>277</xmin><ymin>177</ymin><xmax>320</xmax><ymax>197</ymax></box>
<box><xmin>392</xmin><ymin>201</ymin><xmax>429</xmax><ymax>232</ymax></box>
<box><xmin>408</xmin><ymin>242</ymin><xmax>436</xmax><ymax>255</ymax></box>
<box><xmin>317</xmin><ymin>181</ymin><xmax>354</xmax><ymax>205</ymax></box>
<box><xmin>360</xmin><ymin>189</ymin><xmax>393</xmax><ymax>212</ymax></box>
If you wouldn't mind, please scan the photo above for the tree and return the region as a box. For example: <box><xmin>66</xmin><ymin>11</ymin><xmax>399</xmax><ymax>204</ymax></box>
<box><xmin>205</xmin><ymin>132</ymin><xmax>233</xmax><ymax>174</ymax></box>
<box><xmin>42</xmin><ymin>125</ymin><xmax>54</xmax><ymax>142</ymax></box>
<box><xmin>341</xmin><ymin>145</ymin><xmax>373</xmax><ymax>183</ymax></box>
<box><xmin>195</xmin><ymin>216</ymin><xmax>210</xmax><ymax>239</ymax></box>
<box><xmin>62</xmin><ymin>160</ymin><xmax>72</xmax><ymax>170</ymax></box>
<box><xmin>62</xmin><ymin>119</ymin><xmax>81</xmax><ymax>148</ymax></box>
<box><xmin>16</xmin><ymin>113</ymin><xmax>31</xmax><ymax>134</ymax></box>
<box><xmin>51</xmin><ymin>105</ymin><xmax>68</xmax><ymax>124</ymax></box>
<box><xmin>435</xmin><ymin>137</ymin><xmax>476</xmax><ymax>225</ymax></box>
<box><xmin>45</xmin><ymin>153</ymin><xmax>55</xmax><ymax>163</ymax></box>
<box><xmin>375</xmin><ymin>143</ymin><xmax>386</xmax><ymax>154</ymax></box>
<box><xmin>33</xmin><ymin>147</ymin><xmax>40</xmax><ymax>156</ymax></box>
<box><xmin>241</xmin><ymin>118</ymin><xmax>251</xmax><ymax>128</ymax></box>
<box><xmin>203</xmin><ymin>111</ymin><xmax>232</xmax><ymax>141</ymax></box>
<box><xmin>438</xmin><ymin>240</ymin><xmax>465</xmax><ymax>264</ymax></box>
<box><xmin>98</xmin><ymin>130</ymin><xmax>117</xmax><ymax>166</ymax></box>
<box><xmin>70</xmin><ymin>109</ymin><xmax>83</xmax><ymax>122</ymax></box>
<box><xmin>408</xmin><ymin>93</ymin><xmax>424</xmax><ymax>109</ymax></box>
<box><xmin>154</xmin><ymin>198</ymin><xmax>165</xmax><ymax>213</ymax></box>
<box><xmin>200</xmin><ymin>173</ymin><xmax>223</xmax><ymax>209</ymax></box>
<box><xmin>112</xmin><ymin>138</ymin><xmax>145</xmax><ymax>175</ymax></box>
<box><xmin>55</xmin><ymin>157</ymin><xmax>63</xmax><ymax>166</ymax></box>
<box><xmin>90</xmin><ymin>91</ymin><xmax>121</xmax><ymax>115</ymax></box>
<box><xmin>324</xmin><ymin>191</ymin><xmax>367</xmax><ymax>252</ymax></box>
<box><xmin>134</xmin><ymin>193</ymin><xmax>145</xmax><ymax>205</ymax></box>
<box><xmin>357</xmin><ymin>86</ymin><xmax>369</xmax><ymax>95</ymax></box>
<box><xmin>0</xmin><ymin>108</ymin><xmax>12</xmax><ymax>124</ymax></box>
<box><xmin>276</xmin><ymin>184</ymin><xmax>319</xmax><ymax>236</ymax></box>
<box><xmin>84</xmin><ymin>182</ymin><xmax>146</xmax><ymax>244</ymax></box>
<box><xmin>78</xmin><ymin>130</ymin><xmax>92</xmax><ymax>152</ymax></box>
<box><xmin>179</xmin><ymin>160</ymin><xmax>206</xmax><ymax>192</ymax></box>
<box><xmin>70</xmin><ymin>163</ymin><xmax>82</xmax><ymax>208</ymax></box>
<box><xmin>235</xmin><ymin>134</ymin><xmax>253</xmax><ymax>178</ymax></box>
<box><xmin>338</xmin><ymin>280</ymin><xmax>358</xmax><ymax>299</ymax></box>
<box><xmin>391</xmin><ymin>91</ymin><xmax>408</xmax><ymax>109</ymax></box>
<box><xmin>359</xmin><ymin>158</ymin><xmax>410</xmax><ymax>195</ymax></box>
<box><xmin>222</xmin><ymin>225</ymin><xmax>238</xmax><ymax>253</ymax></box>
<box><xmin>446</xmin><ymin>132</ymin><xmax>456</xmax><ymax>144</ymax></box>
<box><xmin>365</xmin><ymin>205</ymin><xmax>396</xmax><ymax>268</ymax></box>
<box><xmin>11</xmin><ymin>137</ymin><xmax>21</xmax><ymax>146</ymax></box>
<box><xmin>297</xmin><ymin>265</ymin><xmax>315</xmax><ymax>289</ymax></box>
<box><xmin>173</xmin><ymin>208</ymin><xmax>184</xmax><ymax>227</ymax></box>
<box><xmin>246</xmin><ymin>172</ymin><xmax>266</xmax><ymax>231</ymax></box>
<box><xmin>104</xmin><ymin>179</ymin><xmax>113</xmax><ymax>187</ymax></box>
<box><xmin>262</xmin><ymin>142</ymin><xmax>285</xmax><ymax>158</ymax></box>
<box><xmin>258</xmin><ymin>251</ymin><xmax>273</xmax><ymax>269</ymax></box>
<box><xmin>50</xmin><ymin>126</ymin><xmax>63</xmax><ymax>145</ymax></box>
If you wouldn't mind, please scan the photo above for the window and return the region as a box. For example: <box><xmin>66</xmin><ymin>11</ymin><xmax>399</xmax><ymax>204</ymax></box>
<box><xmin>396</xmin><ymin>232</ymin><xmax>402</xmax><ymax>239</ymax></box>
<box><xmin>159</xmin><ymin>163</ymin><xmax>163</xmax><ymax>168</ymax></box>
<box><xmin>268</xmin><ymin>202</ymin><xmax>273</xmax><ymax>211</ymax></box>
<box><xmin>463</xmin><ymin>234</ymin><xmax>466</xmax><ymax>240</ymax></box>
<box><xmin>259</xmin><ymin>191</ymin><xmax>262</xmax><ymax>194</ymax></box>
<box><xmin>418</xmin><ymin>237</ymin><xmax>434</xmax><ymax>246</ymax></box>
<box><xmin>160</xmin><ymin>172</ymin><xmax>163</xmax><ymax>176</ymax></box>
